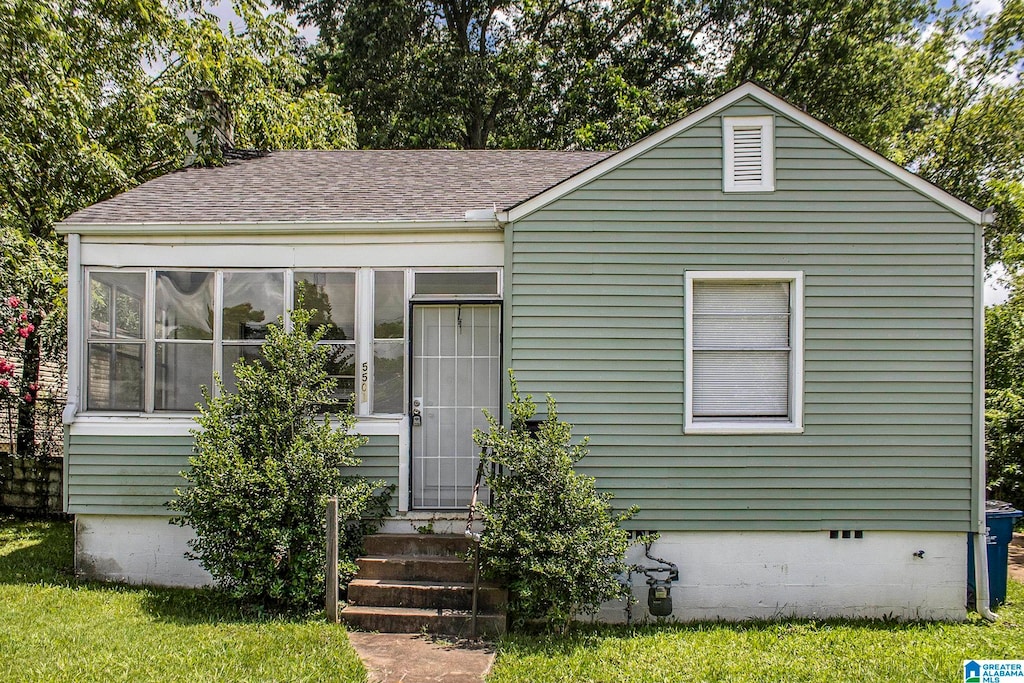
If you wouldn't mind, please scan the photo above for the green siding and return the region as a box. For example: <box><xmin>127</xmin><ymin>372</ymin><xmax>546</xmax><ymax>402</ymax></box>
<box><xmin>66</xmin><ymin>432</ymin><xmax>400</xmax><ymax>515</ymax></box>
<box><xmin>508</xmin><ymin>97</ymin><xmax>978</xmax><ymax>533</ymax></box>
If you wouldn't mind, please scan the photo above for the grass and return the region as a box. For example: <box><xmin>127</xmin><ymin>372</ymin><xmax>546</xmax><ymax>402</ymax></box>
<box><xmin>489</xmin><ymin>581</ymin><xmax>1024</xmax><ymax>682</ymax></box>
<box><xmin>0</xmin><ymin>516</ymin><xmax>367</xmax><ymax>683</ymax></box>
<box><xmin>6</xmin><ymin>517</ymin><xmax>1024</xmax><ymax>682</ymax></box>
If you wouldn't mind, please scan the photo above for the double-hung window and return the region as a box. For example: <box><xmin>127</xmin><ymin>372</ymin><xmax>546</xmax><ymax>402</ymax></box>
<box><xmin>684</xmin><ymin>271</ymin><xmax>804</xmax><ymax>434</ymax></box>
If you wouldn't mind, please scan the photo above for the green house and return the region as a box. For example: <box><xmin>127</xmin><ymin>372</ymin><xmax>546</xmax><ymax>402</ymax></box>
<box><xmin>58</xmin><ymin>83</ymin><xmax>989</xmax><ymax>621</ymax></box>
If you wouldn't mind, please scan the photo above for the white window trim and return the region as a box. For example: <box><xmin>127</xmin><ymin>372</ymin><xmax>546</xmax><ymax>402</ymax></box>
<box><xmin>723</xmin><ymin>115</ymin><xmax>775</xmax><ymax>193</ymax></box>
<box><xmin>684</xmin><ymin>270</ymin><xmax>804</xmax><ymax>435</ymax></box>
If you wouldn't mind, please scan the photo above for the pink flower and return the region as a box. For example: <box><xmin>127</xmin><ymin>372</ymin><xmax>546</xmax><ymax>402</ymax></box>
<box><xmin>17</xmin><ymin>324</ymin><xmax>33</xmax><ymax>338</ymax></box>
<box><xmin>0</xmin><ymin>379</ymin><xmax>8</xmax><ymax>389</ymax></box>
<box><xmin>18</xmin><ymin>312</ymin><xmax>27</xmax><ymax>322</ymax></box>
<box><xmin>0</xmin><ymin>328</ymin><xmax>4</xmax><ymax>336</ymax></box>
<box><xmin>28</xmin><ymin>383</ymin><xmax>38</xmax><ymax>392</ymax></box>
<box><xmin>6</xmin><ymin>296</ymin><xmax>19</xmax><ymax>307</ymax></box>
<box><xmin>22</xmin><ymin>392</ymin><xmax>32</xmax><ymax>403</ymax></box>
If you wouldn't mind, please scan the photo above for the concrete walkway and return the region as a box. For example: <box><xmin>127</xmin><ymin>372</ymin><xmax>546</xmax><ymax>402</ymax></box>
<box><xmin>348</xmin><ymin>632</ymin><xmax>496</xmax><ymax>683</ymax></box>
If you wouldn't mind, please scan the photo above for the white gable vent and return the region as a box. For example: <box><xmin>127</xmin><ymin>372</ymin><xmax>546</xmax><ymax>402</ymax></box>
<box><xmin>723</xmin><ymin>116</ymin><xmax>775</xmax><ymax>192</ymax></box>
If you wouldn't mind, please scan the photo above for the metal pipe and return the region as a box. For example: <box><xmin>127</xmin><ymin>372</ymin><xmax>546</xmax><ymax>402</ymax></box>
<box><xmin>974</xmin><ymin>210</ymin><xmax>996</xmax><ymax>622</ymax></box>
<box><xmin>471</xmin><ymin>541</ymin><xmax>481</xmax><ymax>639</ymax></box>
<box><xmin>326</xmin><ymin>496</ymin><xmax>339</xmax><ymax>623</ymax></box>
<box><xmin>466</xmin><ymin>455</ymin><xmax>487</xmax><ymax>638</ymax></box>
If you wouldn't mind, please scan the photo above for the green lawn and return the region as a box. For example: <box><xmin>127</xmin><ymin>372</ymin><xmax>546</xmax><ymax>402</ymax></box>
<box><xmin>0</xmin><ymin>517</ymin><xmax>366</xmax><ymax>683</ymax></box>
<box><xmin>490</xmin><ymin>583</ymin><xmax>1024</xmax><ymax>683</ymax></box>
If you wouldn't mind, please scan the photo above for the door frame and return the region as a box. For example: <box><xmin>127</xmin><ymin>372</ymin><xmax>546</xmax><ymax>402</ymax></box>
<box><xmin>406</xmin><ymin>299</ymin><xmax>503</xmax><ymax>511</ymax></box>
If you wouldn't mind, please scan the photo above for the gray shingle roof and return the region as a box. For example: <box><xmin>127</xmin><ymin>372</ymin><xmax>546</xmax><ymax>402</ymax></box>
<box><xmin>62</xmin><ymin>149</ymin><xmax>614</xmax><ymax>224</ymax></box>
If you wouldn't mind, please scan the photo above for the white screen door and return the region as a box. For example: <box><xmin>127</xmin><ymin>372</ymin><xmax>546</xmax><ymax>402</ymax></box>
<box><xmin>411</xmin><ymin>304</ymin><xmax>500</xmax><ymax>509</ymax></box>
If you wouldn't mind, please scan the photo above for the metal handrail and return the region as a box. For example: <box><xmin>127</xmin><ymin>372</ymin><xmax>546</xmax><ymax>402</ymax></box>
<box><xmin>464</xmin><ymin>452</ymin><xmax>488</xmax><ymax>638</ymax></box>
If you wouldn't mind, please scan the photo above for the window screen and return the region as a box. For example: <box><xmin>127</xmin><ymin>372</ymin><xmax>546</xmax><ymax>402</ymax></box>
<box><xmin>691</xmin><ymin>280</ymin><xmax>791</xmax><ymax>418</ymax></box>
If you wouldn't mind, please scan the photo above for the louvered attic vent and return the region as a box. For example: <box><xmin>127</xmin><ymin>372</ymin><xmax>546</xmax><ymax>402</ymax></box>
<box><xmin>723</xmin><ymin>116</ymin><xmax>775</xmax><ymax>192</ymax></box>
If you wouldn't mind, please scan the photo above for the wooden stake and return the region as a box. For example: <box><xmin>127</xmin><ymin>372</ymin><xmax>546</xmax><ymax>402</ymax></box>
<box><xmin>326</xmin><ymin>496</ymin><xmax>339</xmax><ymax>623</ymax></box>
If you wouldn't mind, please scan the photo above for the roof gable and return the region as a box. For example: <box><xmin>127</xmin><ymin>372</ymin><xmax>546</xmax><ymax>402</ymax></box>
<box><xmin>500</xmin><ymin>83</ymin><xmax>987</xmax><ymax>225</ymax></box>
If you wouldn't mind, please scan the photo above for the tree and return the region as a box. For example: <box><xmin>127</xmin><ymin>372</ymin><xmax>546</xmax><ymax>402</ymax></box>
<box><xmin>0</xmin><ymin>0</ymin><xmax>356</xmax><ymax>455</ymax></box>
<box><xmin>170</xmin><ymin>308</ymin><xmax>386</xmax><ymax>611</ymax></box>
<box><xmin>717</xmin><ymin>0</ymin><xmax>932</xmax><ymax>152</ymax></box>
<box><xmin>285</xmin><ymin>0</ymin><xmax>944</xmax><ymax>151</ymax></box>
<box><xmin>986</xmin><ymin>292</ymin><xmax>1024</xmax><ymax>510</ymax></box>
<box><xmin>292</xmin><ymin>0</ymin><xmax>721</xmax><ymax>149</ymax></box>
<box><xmin>883</xmin><ymin>2</ymin><xmax>1024</xmax><ymax>270</ymax></box>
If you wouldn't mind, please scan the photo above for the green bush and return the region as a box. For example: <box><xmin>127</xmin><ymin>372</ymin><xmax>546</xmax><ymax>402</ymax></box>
<box><xmin>170</xmin><ymin>307</ymin><xmax>389</xmax><ymax>612</ymax></box>
<box><xmin>473</xmin><ymin>372</ymin><xmax>637</xmax><ymax>631</ymax></box>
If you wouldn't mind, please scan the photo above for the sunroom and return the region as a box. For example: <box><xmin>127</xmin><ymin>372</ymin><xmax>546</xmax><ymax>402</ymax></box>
<box><xmin>79</xmin><ymin>260</ymin><xmax>503</xmax><ymax>513</ymax></box>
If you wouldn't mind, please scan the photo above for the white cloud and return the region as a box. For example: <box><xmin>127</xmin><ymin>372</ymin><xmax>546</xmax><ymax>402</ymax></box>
<box><xmin>987</xmin><ymin>263</ymin><xmax>1012</xmax><ymax>306</ymax></box>
<box><xmin>973</xmin><ymin>0</ymin><xmax>1003</xmax><ymax>17</ymax></box>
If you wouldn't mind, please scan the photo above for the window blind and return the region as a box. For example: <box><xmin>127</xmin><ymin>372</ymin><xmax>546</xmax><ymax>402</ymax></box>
<box><xmin>692</xmin><ymin>281</ymin><xmax>791</xmax><ymax>418</ymax></box>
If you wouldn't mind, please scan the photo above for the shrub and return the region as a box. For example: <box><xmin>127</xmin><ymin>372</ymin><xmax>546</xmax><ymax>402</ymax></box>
<box><xmin>170</xmin><ymin>307</ymin><xmax>389</xmax><ymax>612</ymax></box>
<box><xmin>473</xmin><ymin>371</ymin><xmax>637</xmax><ymax>631</ymax></box>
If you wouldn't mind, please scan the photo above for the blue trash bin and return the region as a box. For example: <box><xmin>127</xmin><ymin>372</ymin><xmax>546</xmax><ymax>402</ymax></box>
<box><xmin>967</xmin><ymin>500</ymin><xmax>1023</xmax><ymax>607</ymax></box>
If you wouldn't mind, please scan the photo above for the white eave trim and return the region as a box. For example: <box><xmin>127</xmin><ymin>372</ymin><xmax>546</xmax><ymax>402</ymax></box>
<box><xmin>500</xmin><ymin>82</ymin><xmax>987</xmax><ymax>225</ymax></box>
<box><xmin>55</xmin><ymin>218</ymin><xmax>502</xmax><ymax>237</ymax></box>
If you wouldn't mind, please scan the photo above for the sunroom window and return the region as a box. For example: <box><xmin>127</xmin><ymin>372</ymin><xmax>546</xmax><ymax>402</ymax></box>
<box><xmin>85</xmin><ymin>268</ymin><xmax>422</xmax><ymax>416</ymax></box>
<box><xmin>295</xmin><ymin>271</ymin><xmax>356</xmax><ymax>406</ymax></box>
<box><xmin>221</xmin><ymin>271</ymin><xmax>285</xmax><ymax>393</ymax></box>
<box><xmin>373</xmin><ymin>271</ymin><xmax>406</xmax><ymax>414</ymax></box>
<box><xmin>684</xmin><ymin>271</ymin><xmax>804</xmax><ymax>433</ymax></box>
<box><xmin>155</xmin><ymin>271</ymin><xmax>214</xmax><ymax>411</ymax></box>
<box><xmin>87</xmin><ymin>271</ymin><xmax>145</xmax><ymax>411</ymax></box>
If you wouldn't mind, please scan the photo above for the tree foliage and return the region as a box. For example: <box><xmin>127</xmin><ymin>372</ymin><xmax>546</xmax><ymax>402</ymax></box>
<box><xmin>718</xmin><ymin>0</ymin><xmax>932</xmax><ymax>152</ymax></box>
<box><xmin>289</xmin><ymin>0</ymin><xmax>943</xmax><ymax>152</ymax></box>
<box><xmin>170</xmin><ymin>308</ymin><xmax>388</xmax><ymax>611</ymax></box>
<box><xmin>293</xmin><ymin>0</ymin><xmax>721</xmax><ymax>149</ymax></box>
<box><xmin>0</xmin><ymin>0</ymin><xmax>355</xmax><ymax>454</ymax></box>
<box><xmin>473</xmin><ymin>372</ymin><xmax>637</xmax><ymax>630</ymax></box>
<box><xmin>885</xmin><ymin>3</ymin><xmax>1024</xmax><ymax>269</ymax></box>
<box><xmin>987</xmin><ymin>294</ymin><xmax>1024</xmax><ymax>510</ymax></box>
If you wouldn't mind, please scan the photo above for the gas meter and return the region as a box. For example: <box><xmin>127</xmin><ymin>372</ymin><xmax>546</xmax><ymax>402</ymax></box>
<box><xmin>634</xmin><ymin>543</ymin><xmax>679</xmax><ymax>618</ymax></box>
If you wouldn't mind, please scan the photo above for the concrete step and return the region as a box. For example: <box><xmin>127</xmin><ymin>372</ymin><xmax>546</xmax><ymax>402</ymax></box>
<box><xmin>363</xmin><ymin>533</ymin><xmax>473</xmax><ymax>558</ymax></box>
<box><xmin>340</xmin><ymin>605</ymin><xmax>506</xmax><ymax>638</ymax></box>
<box><xmin>356</xmin><ymin>555</ymin><xmax>476</xmax><ymax>583</ymax></box>
<box><xmin>348</xmin><ymin>579</ymin><xmax>507</xmax><ymax>611</ymax></box>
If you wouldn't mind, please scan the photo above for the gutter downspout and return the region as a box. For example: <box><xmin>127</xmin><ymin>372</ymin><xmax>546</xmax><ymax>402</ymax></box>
<box><xmin>62</xmin><ymin>233</ymin><xmax>81</xmax><ymax>514</ymax></box>
<box><xmin>975</xmin><ymin>207</ymin><xmax>997</xmax><ymax>621</ymax></box>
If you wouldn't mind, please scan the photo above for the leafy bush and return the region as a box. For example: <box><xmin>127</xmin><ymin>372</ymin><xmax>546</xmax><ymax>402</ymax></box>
<box><xmin>170</xmin><ymin>307</ymin><xmax>389</xmax><ymax>612</ymax></box>
<box><xmin>473</xmin><ymin>372</ymin><xmax>637</xmax><ymax>631</ymax></box>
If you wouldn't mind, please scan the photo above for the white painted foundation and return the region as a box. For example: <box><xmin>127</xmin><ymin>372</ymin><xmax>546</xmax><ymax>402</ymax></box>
<box><xmin>75</xmin><ymin>515</ymin><xmax>212</xmax><ymax>587</ymax></box>
<box><xmin>74</xmin><ymin>517</ymin><xmax>968</xmax><ymax>622</ymax></box>
<box><xmin>597</xmin><ymin>530</ymin><xmax>967</xmax><ymax>623</ymax></box>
